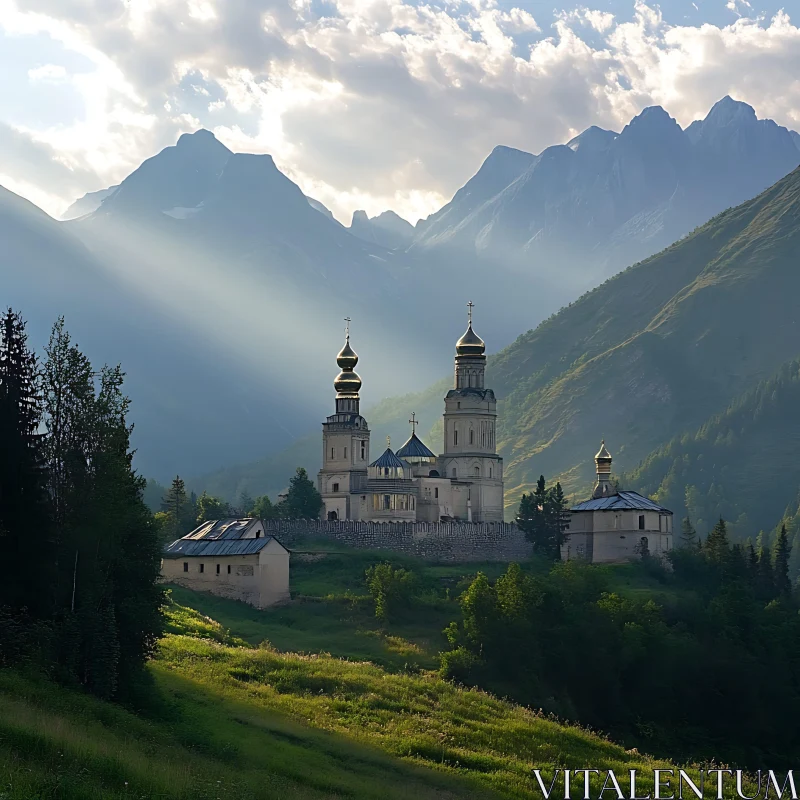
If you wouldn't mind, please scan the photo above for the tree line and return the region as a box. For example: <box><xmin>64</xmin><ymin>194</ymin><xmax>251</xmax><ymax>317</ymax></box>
<box><xmin>0</xmin><ymin>312</ymin><xmax>162</xmax><ymax>699</ymax></box>
<box><xmin>153</xmin><ymin>467</ymin><xmax>322</xmax><ymax>542</ymax></box>
<box><xmin>441</xmin><ymin>514</ymin><xmax>799</xmax><ymax>769</ymax></box>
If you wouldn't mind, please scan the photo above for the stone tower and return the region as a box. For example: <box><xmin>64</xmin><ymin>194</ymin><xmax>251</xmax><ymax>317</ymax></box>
<box><xmin>318</xmin><ymin>321</ymin><xmax>370</xmax><ymax>520</ymax></box>
<box><xmin>438</xmin><ymin>302</ymin><xmax>504</xmax><ymax>522</ymax></box>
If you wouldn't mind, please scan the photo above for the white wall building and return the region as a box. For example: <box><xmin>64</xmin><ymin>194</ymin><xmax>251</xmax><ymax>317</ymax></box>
<box><xmin>563</xmin><ymin>443</ymin><xmax>673</xmax><ymax>563</ymax></box>
<box><xmin>318</xmin><ymin>306</ymin><xmax>504</xmax><ymax>523</ymax></box>
<box><xmin>162</xmin><ymin>518</ymin><xmax>290</xmax><ymax>608</ymax></box>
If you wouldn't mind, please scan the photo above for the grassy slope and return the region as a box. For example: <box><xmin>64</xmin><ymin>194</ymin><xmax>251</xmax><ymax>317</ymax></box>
<box><xmin>1</xmin><ymin>555</ymin><xmax>688</xmax><ymax>800</ymax></box>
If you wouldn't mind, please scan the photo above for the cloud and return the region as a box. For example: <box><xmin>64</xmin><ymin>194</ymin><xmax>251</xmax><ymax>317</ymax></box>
<box><xmin>28</xmin><ymin>62</ymin><xmax>67</xmax><ymax>81</ymax></box>
<box><xmin>0</xmin><ymin>0</ymin><xmax>799</xmax><ymax>222</ymax></box>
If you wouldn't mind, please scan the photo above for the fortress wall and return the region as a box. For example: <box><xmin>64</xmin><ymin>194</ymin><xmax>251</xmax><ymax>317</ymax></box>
<box><xmin>261</xmin><ymin>519</ymin><xmax>532</xmax><ymax>563</ymax></box>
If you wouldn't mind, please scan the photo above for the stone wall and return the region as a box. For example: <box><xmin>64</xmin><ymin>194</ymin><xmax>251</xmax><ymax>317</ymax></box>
<box><xmin>261</xmin><ymin>520</ymin><xmax>532</xmax><ymax>563</ymax></box>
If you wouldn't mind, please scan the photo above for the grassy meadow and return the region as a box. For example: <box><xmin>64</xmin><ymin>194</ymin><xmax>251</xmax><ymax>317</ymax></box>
<box><xmin>1</xmin><ymin>550</ymin><xmax>711</xmax><ymax>799</ymax></box>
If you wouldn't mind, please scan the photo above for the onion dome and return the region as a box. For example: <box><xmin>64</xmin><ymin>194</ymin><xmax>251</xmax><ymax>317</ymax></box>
<box><xmin>337</xmin><ymin>338</ymin><xmax>358</xmax><ymax>371</ymax></box>
<box><xmin>456</xmin><ymin>323</ymin><xmax>485</xmax><ymax>357</ymax></box>
<box><xmin>333</xmin><ymin>334</ymin><xmax>362</xmax><ymax>396</ymax></box>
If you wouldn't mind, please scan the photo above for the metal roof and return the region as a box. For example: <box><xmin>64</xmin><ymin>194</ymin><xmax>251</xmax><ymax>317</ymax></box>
<box><xmin>162</xmin><ymin>517</ymin><xmax>288</xmax><ymax>558</ymax></box>
<box><xmin>182</xmin><ymin>518</ymin><xmax>261</xmax><ymax>541</ymax></box>
<box><xmin>369</xmin><ymin>447</ymin><xmax>407</xmax><ymax>469</ymax></box>
<box><xmin>571</xmin><ymin>491</ymin><xmax>672</xmax><ymax>514</ymax></box>
<box><xmin>163</xmin><ymin>537</ymin><xmax>273</xmax><ymax>558</ymax></box>
<box><xmin>396</xmin><ymin>432</ymin><xmax>436</xmax><ymax>460</ymax></box>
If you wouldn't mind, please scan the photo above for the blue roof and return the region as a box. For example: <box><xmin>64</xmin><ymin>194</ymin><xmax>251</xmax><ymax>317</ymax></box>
<box><xmin>571</xmin><ymin>491</ymin><xmax>672</xmax><ymax>514</ymax></box>
<box><xmin>396</xmin><ymin>433</ymin><xmax>436</xmax><ymax>460</ymax></box>
<box><xmin>162</xmin><ymin>517</ymin><xmax>287</xmax><ymax>558</ymax></box>
<box><xmin>163</xmin><ymin>537</ymin><xmax>273</xmax><ymax>558</ymax></box>
<box><xmin>369</xmin><ymin>447</ymin><xmax>406</xmax><ymax>469</ymax></box>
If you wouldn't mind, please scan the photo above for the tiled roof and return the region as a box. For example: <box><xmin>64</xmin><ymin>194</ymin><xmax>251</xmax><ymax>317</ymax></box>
<box><xmin>396</xmin><ymin>433</ymin><xmax>436</xmax><ymax>460</ymax></box>
<box><xmin>571</xmin><ymin>491</ymin><xmax>672</xmax><ymax>514</ymax></box>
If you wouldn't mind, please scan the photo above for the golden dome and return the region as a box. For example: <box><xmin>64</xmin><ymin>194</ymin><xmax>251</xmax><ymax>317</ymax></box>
<box><xmin>334</xmin><ymin>368</ymin><xmax>362</xmax><ymax>396</ymax></box>
<box><xmin>595</xmin><ymin>440</ymin><xmax>612</xmax><ymax>461</ymax></box>
<box><xmin>456</xmin><ymin>324</ymin><xmax>486</xmax><ymax>357</ymax></box>
<box><xmin>333</xmin><ymin>334</ymin><xmax>361</xmax><ymax>396</ymax></box>
<box><xmin>337</xmin><ymin>338</ymin><xmax>358</xmax><ymax>371</ymax></box>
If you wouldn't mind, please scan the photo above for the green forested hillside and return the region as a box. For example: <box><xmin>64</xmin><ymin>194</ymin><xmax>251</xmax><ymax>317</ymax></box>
<box><xmin>626</xmin><ymin>359</ymin><xmax>800</xmax><ymax>541</ymax></box>
<box><xmin>490</xmin><ymin>164</ymin><xmax>800</xmax><ymax>503</ymax></box>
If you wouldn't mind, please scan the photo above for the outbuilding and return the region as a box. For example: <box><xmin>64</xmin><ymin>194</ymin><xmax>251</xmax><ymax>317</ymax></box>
<box><xmin>162</xmin><ymin>518</ymin><xmax>290</xmax><ymax>608</ymax></box>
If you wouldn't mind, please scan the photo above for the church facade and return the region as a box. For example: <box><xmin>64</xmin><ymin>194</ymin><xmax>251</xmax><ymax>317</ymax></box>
<box><xmin>317</xmin><ymin>308</ymin><xmax>504</xmax><ymax>523</ymax></box>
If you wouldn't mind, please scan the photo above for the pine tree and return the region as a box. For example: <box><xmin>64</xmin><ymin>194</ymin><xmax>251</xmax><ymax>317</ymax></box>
<box><xmin>773</xmin><ymin>524</ymin><xmax>792</xmax><ymax>597</ymax></box>
<box><xmin>161</xmin><ymin>476</ymin><xmax>193</xmax><ymax>538</ymax></box>
<box><xmin>0</xmin><ymin>309</ymin><xmax>53</xmax><ymax>617</ymax></box>
<box><xmin>516</xmin><ymin>476</ymin><xmax>568</xmax><ymax>561</ymax></box>
<box><xmin>42</xmin><ymin>328</ymin><xmax>163</xmax><ymax>696</ymax></box>
<box><xmin>281</xmin><ymin>467</ymin><xmax>323</xmax><ymax>519</ymax></box>
<box><xmin>704</xmin><ymin>517</ymin><xmax>730</xmax><ymax>565</ymax></box>
<box><xmin>238</xmin><ymin>490</ymin><xmax>255</xmax><ymax>516</ymax></box>
<box><xmin>680</xmin><ymin>516</ymin><xmax>698</xmax><ymax>548</ymax></box>
<box><xmin>757</xmin><ymin>538</ymin><xmax>775</xmax><ymax>599</ymax></box>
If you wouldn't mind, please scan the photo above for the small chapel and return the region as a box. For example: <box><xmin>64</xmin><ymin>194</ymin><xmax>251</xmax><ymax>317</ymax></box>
<box><xmin>317</xmin><ymin>305</ymin><xmax>504</xmax><ymax>523</ymax></box>
<box><xmin>563</xmin><ymin>442</ymin><xmax>674</xmax><ymax>562</ymax></box>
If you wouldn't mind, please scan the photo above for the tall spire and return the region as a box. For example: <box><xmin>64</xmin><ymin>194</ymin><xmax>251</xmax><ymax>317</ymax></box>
<box><xmin>333</xmin><ymin>318</ymin><xmax>361</xmax><ymax>411</ymax></box>
<box><xmin>454</xmin><ymin>301</ymin><xmax>486</xmax><ymax>389</ymax></box>
<box><xmin>592</xmin><ymin>440</ymin><xmax>614</xmax><ymax>499</ymax></box>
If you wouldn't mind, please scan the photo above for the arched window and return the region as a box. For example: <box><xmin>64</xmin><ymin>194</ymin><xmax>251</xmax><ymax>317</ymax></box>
<box><xmin>469</xmin><ymin>428</ymin><xmax>474</xmax><ymax>445</ymax></box>
<box><xmin>454</xmin><ymin>428</ymin><xmax>458</xmax><ymax>446</ymax></box>
<box><xmin>489</xmin><ymin>466</ymin><xmax>492</xmax><ymax>478</ymax></box>
<box><xmin>474</xmin><ymin>466</ymin><xmax>480</xmax><ymax>476</ymax></box>
<box><xmin>451</xmin><ymin>468</ymin><xmax>457</xmax><ymax>478</ymax></box>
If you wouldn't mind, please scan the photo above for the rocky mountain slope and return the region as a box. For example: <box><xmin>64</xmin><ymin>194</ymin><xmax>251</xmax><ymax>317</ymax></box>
<box><xmin>412</xmin><ymin>97</ymin><xmax>800</xmax><ymax>293</ymax></box>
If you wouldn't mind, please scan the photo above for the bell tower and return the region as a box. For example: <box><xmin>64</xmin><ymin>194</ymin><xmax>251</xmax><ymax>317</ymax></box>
<box><xmin>439</xmin><ymin>302</ymin><xmax>504</xmax><ymax>522</ymax></box>
<box><xmin>318</xmin><ymin>318</ymin><xmax>370</xmax><ymax>521</ymax></box>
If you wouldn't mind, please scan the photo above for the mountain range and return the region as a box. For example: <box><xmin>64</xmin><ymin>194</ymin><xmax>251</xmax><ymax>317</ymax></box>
<box><xmin>198</xmin><ymin>162</ymin><xmax>800</xmax><ymax>545</ymax></box>
<box><xmin>3</xmin><ymin>96</ymin><xmax>798</xmax><ymax>482</ymax></box>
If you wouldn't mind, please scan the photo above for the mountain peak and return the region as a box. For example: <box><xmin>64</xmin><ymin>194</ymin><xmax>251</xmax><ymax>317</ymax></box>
<box><xmin>704</xmin><ymin>95</ymin><xmax>757</xmax><ymax>126</ymax></box>
<box><xmin>567</xmin><ymin>126</ymin><xmax>617</xmax><ymax>153</ymax></box>
<box><xmin>176</xmin><ymin>129</ymin><xmax>231</xmax><ymax>153</ymax></box>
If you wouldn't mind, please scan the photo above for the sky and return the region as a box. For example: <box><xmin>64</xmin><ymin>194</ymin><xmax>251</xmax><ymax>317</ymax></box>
<box><xmin>1</xmin><ymin>0</ymin><xmax>799</xmax><ymax>224</ymax></box>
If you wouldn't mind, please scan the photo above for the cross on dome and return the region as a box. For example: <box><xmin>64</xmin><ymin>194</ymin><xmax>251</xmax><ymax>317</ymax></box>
<box><xmin>409</xmin><ymin>412</ymin><xmax>419</xmax><ymax>434</ymax></box>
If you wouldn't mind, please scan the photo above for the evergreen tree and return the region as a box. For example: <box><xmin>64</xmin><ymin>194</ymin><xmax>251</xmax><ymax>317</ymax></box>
<box><xmin>0</xmin><ymin>309</ymin><xmax>53</xmax><ymax>617</ymax></box>
<box><xmin>680</xmin><ymin>516</ymin><xmax>698</xmax><ymax>549</ymax></box>
<box><xmin>161</xmin><ymin>476</ymin><xmax>194</xmax><ymax>538</ymax></box>
<box><xmin>773</xmin><ymin>524</ymin><xmax>792</xmax><ymax>597</ymax></box>
<box><xmin>757</xmin><ymin>539</ymin><xmax>775</xmax><ymax>599</ymax></box>
<box><xmin>42</xmin><ymin>327</ymin><xmax>163</xmax><ymax>696</ymax></box>
<box><xmin>747</xmin><ymin>542</ymin><xmax>759</xmax><ymax>579</ymax></box>
<box><xmin>704</xmin><ymin>517</ymin><xmax>730</xmax><ymax>565</ymax></box>
<box><xmin>280</xmin><ymin>468</ymin><xmax>323</xmax><ymax>519</ymax></box>
<box><xmin>517</xmin><ymin>476</ymin><xmax>569</xmax><ymax>560</ymax></box>
<box><xmin>238</xmin><ymin>490</ymin><xmax>255</xmax><ymax>516</ymax></box>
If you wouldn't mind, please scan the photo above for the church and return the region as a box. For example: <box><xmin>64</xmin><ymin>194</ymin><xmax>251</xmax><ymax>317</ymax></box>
<box><xmin>317</xmin><ymin>305</ymin><xmax>504</xmax><ymax>523</ymax></box>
